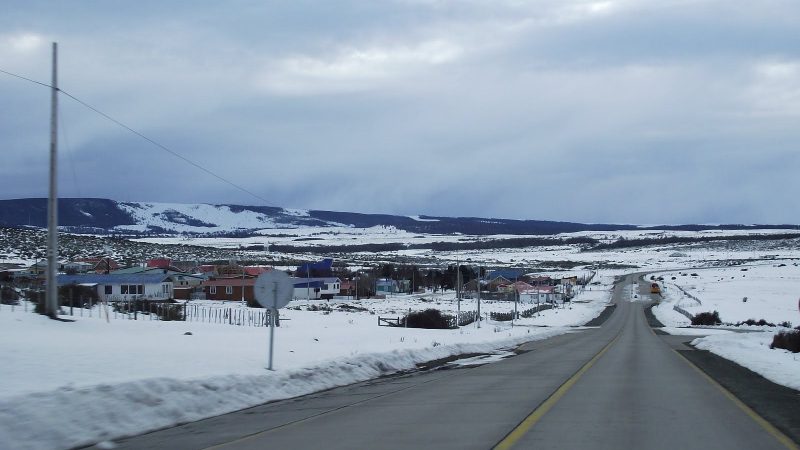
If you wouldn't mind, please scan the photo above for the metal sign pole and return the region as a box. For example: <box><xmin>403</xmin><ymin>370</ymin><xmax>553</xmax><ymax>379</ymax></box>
<box><xmin>255</xmin><ymin>270</ymin><xmax>292</xmax><ymax>371</ymax></box>
<box><xmin>268</xmin><ymin>283</ymin><xmax>277</xmax><ymax>370</ymax></box>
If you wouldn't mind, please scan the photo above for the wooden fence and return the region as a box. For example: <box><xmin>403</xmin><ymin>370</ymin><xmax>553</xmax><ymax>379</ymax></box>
<box><xmin>520</xmin><ymin>303</ymin><xmax>554</xmax><ymax>318</ymax></box>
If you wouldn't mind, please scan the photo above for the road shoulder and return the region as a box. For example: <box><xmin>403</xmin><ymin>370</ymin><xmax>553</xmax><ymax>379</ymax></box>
<box><xmin>670</xmin><ymin>338</ymin><xmax>800</xmax><ymax>446</ymax></box>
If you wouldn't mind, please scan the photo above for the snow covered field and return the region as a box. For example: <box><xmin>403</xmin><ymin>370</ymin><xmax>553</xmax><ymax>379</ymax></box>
<box><xmin>3</xmin><ymin>227</ymin><xmax>800</xmax><ymax>449</ymax></box>
<box><xmin>650</xmin><ymin>262</ymin><xmax>800</xmax><ymax>396</ymax></box>
<box><xmin>0</xmin><ymin>276</ymin><xmax>612</xmax><ymax>450</ymax></box>
<box><xmin>652</xmin><ymin>262</ymin><xmax>800</xmax><ymax>326</ymax></box>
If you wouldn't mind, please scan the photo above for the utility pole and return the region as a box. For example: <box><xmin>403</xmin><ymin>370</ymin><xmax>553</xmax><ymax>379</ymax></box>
<box><xmin>241</xmin><ymin>261</ymin><xmax>246</xmax><ymax>308</ymax></box>
<box><xmin>476</xmin><ymin>265</ymin><xmax>481</xmax><ymax>328</ymax></box>
<box><xmin>45</xmin><ymin>42</ymin><xmax>59</xmax><ymax>319</ymax></box>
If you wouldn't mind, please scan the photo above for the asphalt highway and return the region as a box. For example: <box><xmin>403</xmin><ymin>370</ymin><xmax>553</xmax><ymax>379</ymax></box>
<box><xmin>108</xmin><ymin>274</ymin><xmax>797</xmax><ymax>450</ymax></box>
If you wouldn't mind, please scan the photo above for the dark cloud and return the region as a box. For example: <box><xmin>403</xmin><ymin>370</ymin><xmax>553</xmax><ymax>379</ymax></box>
<box><xmin>1</xmin><ymin>1</ymin><xmax>799</xmax><ymax>224</ymax></box>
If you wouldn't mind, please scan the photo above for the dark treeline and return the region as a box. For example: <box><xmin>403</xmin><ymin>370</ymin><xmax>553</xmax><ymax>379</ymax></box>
<box><xmin>269</xmin><ymin>236</ymin><xmax>598</xmax><ymax>254</ymax></box>
<box><xmin>591</xmin><ymin>233</ymin><xmax>800</xmax><ymax>250</ymax></box>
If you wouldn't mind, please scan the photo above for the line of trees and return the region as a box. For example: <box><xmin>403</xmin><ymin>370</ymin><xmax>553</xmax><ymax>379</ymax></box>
<box><xmin>331</xmin><ymin>262</ymin><xmax>486</xmax><ymax>296</ymax></box>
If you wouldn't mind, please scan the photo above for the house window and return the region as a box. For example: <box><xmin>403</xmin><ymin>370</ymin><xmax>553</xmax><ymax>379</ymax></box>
<box><xmin>162</xmin><ymin>284</ymin><xmax>170</xmax><ymax>294</ymax></box>
<box><xmin>225</xmin><ymin>286</ymin><xmax>233</xmax><ymax>295</ymax></box>
<box><xmin>120</xmin><ymin>285</ymin><xmax>144</xmax><ymax>295</ymax></box>
<box><xmin>104</xmin><ymin>285</ymin><xmax>112</xmax><ymax>295</ymax></box>
<box><xmin>210</xmin><ymin>286</ymin><xmax>217</xmax><ymax>295</ymax></box>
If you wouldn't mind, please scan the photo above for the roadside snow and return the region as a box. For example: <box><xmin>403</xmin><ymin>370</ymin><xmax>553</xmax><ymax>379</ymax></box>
<box><xmin>651</xmin><ymin>264</ymin><xmax>800</xmax><ymax>325</ymax></box>
<box><xmin>659</xmin><ymin>327</ymin><xmax>734</xmax><ymax>336</ymax></box>
<box><xmin>0</xmin><ymin>277</ymin><xmax>611</xmax><ymax>450</ymax></box>
<box><xmin>692</xmin><ymin>331</ymin><xmax>800</xmax><ymax>391</ymax></box>
<box><xmin>648</xmin><ymin>264</ymin><xmax>800</xmax><ymax>393</ymax></box>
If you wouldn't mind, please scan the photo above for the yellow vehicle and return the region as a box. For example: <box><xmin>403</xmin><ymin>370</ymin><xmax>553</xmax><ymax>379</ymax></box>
<box><xmin>650</xmin><ymin>283</ymin><xmax>661</xmax><ymax>294</ymax></box>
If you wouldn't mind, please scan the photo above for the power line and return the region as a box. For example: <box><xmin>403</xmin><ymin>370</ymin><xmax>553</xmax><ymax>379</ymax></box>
<box><xmin>0</xmin><ymin>67</ymin><xmax>271</xmax><ymax>205</ymax></box>
<box><xmin>0</xmin><ymin>68</ymin><xmax>52</xmax><ymax>88</ymax></box>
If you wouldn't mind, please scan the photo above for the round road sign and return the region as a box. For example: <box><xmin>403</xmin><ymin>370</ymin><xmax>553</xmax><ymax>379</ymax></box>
<box><xmin>254</xmin><ymin>270</ymin><xmax>293</xmax><ymax>309</ymax></box>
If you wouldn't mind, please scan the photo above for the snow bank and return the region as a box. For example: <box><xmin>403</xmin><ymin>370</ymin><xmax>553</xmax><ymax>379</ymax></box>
<box><xmin>0</xmin><ymin>297</ymin><xmax>592</xmax><ymax>450</ymax></box>
<box><xmin>0</xmin><ymin>327</ymin><xmax>567</xmax><ymax>450</ymax></box>
<box><xmin>692</xmin><ymin>331</ymin><xmax>800</xmax><ymax>391</ymax></box>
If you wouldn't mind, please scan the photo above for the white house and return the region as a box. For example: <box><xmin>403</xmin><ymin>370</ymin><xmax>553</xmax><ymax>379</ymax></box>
<box><xmin>291</xmin><ymin>277</ymin><xmax>341</xmax><ymax>300</ymax></box>
<box><xmin>63</xmin><ymin>261</ymin><xmax>94</xmax><ymax>273</ymax></box>
<box><xmin>57</xmin><ymin>274</ymin><xmax>174</xmax><ymax>302</ymax></box>
<box><xmin>519</xmin><ymin>286</ymin><xmax>556</xmax><ymax>304</ymax></box>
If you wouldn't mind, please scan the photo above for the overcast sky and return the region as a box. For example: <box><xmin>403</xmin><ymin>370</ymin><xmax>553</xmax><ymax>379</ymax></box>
<box><xmin>1</xmin><ymin>0</ymin><xmax>799</xmax><ymax>225</ymax></box>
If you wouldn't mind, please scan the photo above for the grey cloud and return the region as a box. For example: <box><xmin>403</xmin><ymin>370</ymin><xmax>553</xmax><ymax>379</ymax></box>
<box><xmin>1</xmin><ymin>1</ymin><xmax>799</xmax><ymax>224</ymax></box>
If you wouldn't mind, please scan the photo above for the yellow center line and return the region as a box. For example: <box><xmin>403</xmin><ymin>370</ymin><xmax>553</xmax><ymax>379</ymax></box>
<box><xmin>493</xmin><ymin>334</ymin><xmax>620</xmax><ymax>450</ymax></box>
<box><xmin>673</xmin><ymin>350</ymin><xmax>799</xmax><ymax>450</ymax></box>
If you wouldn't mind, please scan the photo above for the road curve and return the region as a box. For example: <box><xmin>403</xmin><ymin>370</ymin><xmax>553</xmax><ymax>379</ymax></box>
<box><xmin>107</xmin><ymin>274</ymin><xmax>796</xmax><ymax>450</ymax></box>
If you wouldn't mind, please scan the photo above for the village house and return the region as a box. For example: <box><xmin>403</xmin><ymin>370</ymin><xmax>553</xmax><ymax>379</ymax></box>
<box><xmin>519</xmin><ymin>285</ymin><xmax>556</xmax><ymax>304</ymax></box>
<box><xmin>292</xmin><ymin>277</ymin><xmax>341</xmax><ymax>300</ymax></box>
<box><xmin>376</xmin><ymin>278</ymin><xmax>399</xmax><ymax>294</ymax></box>
<box><xmin>487</xmin><ymin>276</ymin><xmax>512</xmax><ymax>292</ymax></box>
<box><xmin>56</xmin><ymin>273</ymin><xmax>174</xmax><ymax>302</ymax></box>
<box><xmin>201</xmin><ymin>277</ymin><xmax>256</xmax><ymax>302</ymax></box>
<box><xmin>74</xmin><ymin>257</ymin><xmax>120</xmax><ymax>274</ymax></box>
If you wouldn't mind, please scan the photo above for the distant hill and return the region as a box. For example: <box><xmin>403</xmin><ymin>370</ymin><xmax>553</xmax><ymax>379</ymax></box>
<box><xmin>0</xmin><ymin>198</ymin><xmax>795</xmax><ymax>237</ymax></box>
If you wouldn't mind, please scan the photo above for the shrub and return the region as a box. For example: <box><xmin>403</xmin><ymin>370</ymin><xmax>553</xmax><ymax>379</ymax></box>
<box><xmin>520</xmin><ymin>304</ymin><xmax>553</xmax><ymax>318</ymax></box>
<box><xmin>770</xmin><ymin>329</ymin><xmax>800</xmax><ymax>353</ymax></box>
<box><xmin>490</xmin><ymin>311</ymin><xmax>515</xmax><ymax>322</ymax></box>
<box><xmin>402</xmin><ymin>309</ymin><xmax>452</xmax><ymax>329</ymax></box>
<box><xmin>734</xmin><ymin>318</ymin><xmax>776</xmax><ymax>327</ymax></box>
<box><xmin>112</xmin><ymin>299</ymin><xmax>184</xmax><ymax>321</ymax></box>
<box><xmin>157</xmin><ymin>303</ymin><xmax>184</xmax><ymax>321</ymax></box>
<box><xmin>307</xmin><ymin>303</ymin><xmax>332</xmax><ymax>312</ymax></box>
<box><xmin>692</xmin><ymin>311</ymin><xmax>721</xmax><ymax>326</ymax></box>
<box><xmin>1</xmin><ymin>285</ymin><xmax>19</xmax><ymax>305</ymax></box>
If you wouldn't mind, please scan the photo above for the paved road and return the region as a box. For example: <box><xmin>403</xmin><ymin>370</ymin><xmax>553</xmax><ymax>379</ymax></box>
<box><xmin>109</xmin><ymin>274</ymin><xmax>796</xmax><ymax>450</ymax></box>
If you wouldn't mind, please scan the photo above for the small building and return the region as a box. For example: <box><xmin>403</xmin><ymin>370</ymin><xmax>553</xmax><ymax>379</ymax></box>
<box><xmin>510</xmin><ymin>281</ymin><xmax>534</xmax><ymax>294</ymax></box>
<box><xmin>74</xmin><ymin>257</ymin><xmax>120</xmax><ymax>274</ymax></box>
<box><xmin>486</xmin><ymin>269</ymin><xmax>525</xmax><ymax>282</ymax></box>
<box><xmin>519</xmin><ymin>285</ymin><xmax>556</xmax><ymax>304</ymax></box>
<box><xmin>63</xmin><ymin>261</ymin><xmax>94</xmax><ymax>274</ymax></box>
<box><xmin>487</xmin><ymin>276</ymin><xmax>512</xmax><ymax>292</ymax></box>
<box><xmin>527</xmin><ymin>276</ymin><xmax>553</xmax><ymax>286</ymax></box>
<box><xmin>291</xmin><ymin>277</ymin><xmax>341</xmax><ymax>299</ymax></box>
<box><xmin>339</xmin><ymin>280</ymin><xmax>355</xmax><ymax>296</ymax></box>
<box><xmin>293</xmin><ymin>280</ymin><xmax>324</xmax><ymax>300</ymax></box>
<box><xmin>201</xmin><ymin>277</ymin><xmax>256</xmax><ymax>302</ymax></box>
<box><xmin>196</xmin><ymin>265</ymin><xmax>218</xmax><ymax>277</ymax></box>
<box><xmin>111</xmin><ymin>267</ymin><xmax>205</xmax><ymax>287</ymax></box>
<box><xmin>56</xmin><ymin>273</ymin><xmax>174</xmax><ymax>302</ymax></box>
<box><xmin>29</xmin><ymin>259</ymin><xmax>59</xmax><ymax>275</ymax></box>
<box><xmin>376</xmin><ymin>278</ymin><xmax>399</xmax><ymax>294</ymax></box>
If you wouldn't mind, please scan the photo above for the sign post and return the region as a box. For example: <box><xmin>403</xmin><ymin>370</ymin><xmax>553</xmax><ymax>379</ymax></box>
<box><xmin>254</xmin><ymin>271</ymin><xmax>293</xmax><ymax>370</ymax></box>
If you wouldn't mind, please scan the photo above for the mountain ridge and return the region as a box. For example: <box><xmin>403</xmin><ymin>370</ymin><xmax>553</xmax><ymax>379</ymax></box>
<box><xmin>0</xmin><ymin>198</ymin><xmax>796</xmax><ymax>237</ymax></box>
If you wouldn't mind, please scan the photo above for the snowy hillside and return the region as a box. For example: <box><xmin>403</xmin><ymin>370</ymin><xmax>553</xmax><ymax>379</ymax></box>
<box><xmin>0</xmin><ymin>197</ymin><xmax>635</xmax><ymax>236</ymax></box>
<box><xmin>1</xmin><ymin>198</ymin><xmax>798</xmax><ymax>237</ymax></box>
<box><xmin>115</xmin><ymin>202</ymin><xmax>338</xmax><ymax>234</ymax></box>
